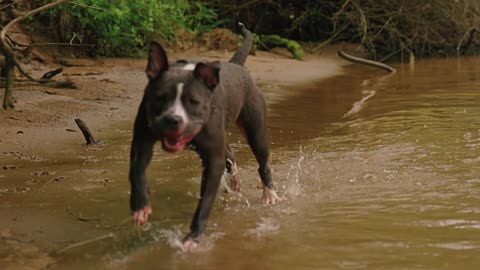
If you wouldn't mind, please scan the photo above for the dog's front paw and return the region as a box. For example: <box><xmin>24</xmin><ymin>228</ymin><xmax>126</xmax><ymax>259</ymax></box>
<box><xmin>262</xmin><ymin>187</ymin><xmax>282</xmax><ymax>205</ymax></box>
<box><xmin>180</xmin><ymin>238</ymin><xmax>200</xmax><ymax>253</ymax></box>
<box><xmin>132</xmin><ymin>205</ymin><xmax>152</xmax><ymax>225</ymax></box>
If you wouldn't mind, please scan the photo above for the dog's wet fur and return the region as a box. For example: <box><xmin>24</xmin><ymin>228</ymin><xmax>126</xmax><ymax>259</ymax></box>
<box><xmin>128</xmin><ymin>23</ymin><xmax>280</xmax><ymax>246</ymax></box>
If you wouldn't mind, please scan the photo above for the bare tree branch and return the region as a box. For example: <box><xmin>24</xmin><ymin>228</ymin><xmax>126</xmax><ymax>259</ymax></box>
<box><xmin>0</xmin><ymin>1</ymin><xmax>16</xmax><ymax>11</ymax></box>
<box><xmin>0</xmin><ymin>0</ymin><xmax>72</xmax><ymax>82</ymax></box>
<box><xmin>69</xmin><ymin>1</ymin><xmax>105</xmax><ymax>11</ymax></box>
<box><xmin>7</xmin><ymin>33</ymin><xmax>95</xmax><ymax>48</ymax></box>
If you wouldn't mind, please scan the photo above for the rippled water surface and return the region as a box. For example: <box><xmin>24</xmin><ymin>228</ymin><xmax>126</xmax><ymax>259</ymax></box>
<box><xmin>2</xmin><ymin>57</ymin><xmax>480</xmax><ymax>269</ymax></box>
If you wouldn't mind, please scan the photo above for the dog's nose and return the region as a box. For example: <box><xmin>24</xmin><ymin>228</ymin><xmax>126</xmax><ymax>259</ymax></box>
<box><xmin>164</xmin><ymin>115</ymin><xmax>183</xmax><ymax>128</ymax></box>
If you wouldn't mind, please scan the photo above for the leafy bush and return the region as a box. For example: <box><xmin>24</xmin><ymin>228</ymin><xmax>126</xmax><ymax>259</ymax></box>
<box><xmin>36</xmin><ymin>0</ymin><xmax>221</xmax><ymax>56</ymax></box>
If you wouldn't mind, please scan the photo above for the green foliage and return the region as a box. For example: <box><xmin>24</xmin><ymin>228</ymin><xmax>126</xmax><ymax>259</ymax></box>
<box><xmin>36</xmin><ymin>0</ymin><xmax>221</xmax><ymax>56</ymax></box>
<box><xmin>186</xmin><ymin>2</ymin><xmax>226</xmax><ymax>34</ymax></box>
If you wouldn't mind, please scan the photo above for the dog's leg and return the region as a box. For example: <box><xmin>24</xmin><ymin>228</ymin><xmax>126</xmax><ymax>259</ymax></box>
<box><xmin>238</xmin><ymin>101</ymin><xmax>281</xmax><ymax>205</ymax></box>
<box><xmin>225</xmin><ymin>144</ymin><xmax>240</xmax><ymax>192</ymax></box>
<box><xmin>129</xmin><ymin>108</ymin><xmax>155</xmax><ymax>225</ymax></box>
<box><xmin>184</xmin><ymin>135</ymin><xmax>226</xmax><ymax>247</ymax></box>
<box><xmin>247</xmin><ymin>128</ymin><xmax>281</xmax><ymax>205</ymax></box>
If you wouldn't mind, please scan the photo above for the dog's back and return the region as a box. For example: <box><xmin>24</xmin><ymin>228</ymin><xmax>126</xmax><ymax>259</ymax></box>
<box><xmin>216</xmin><ymin>62</ymin><xmax>264</xmax><ymax>127</ymax></box>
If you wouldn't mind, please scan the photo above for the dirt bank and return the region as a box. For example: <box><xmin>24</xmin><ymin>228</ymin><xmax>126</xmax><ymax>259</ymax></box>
<box><xmin>0</xmin><ymin>47</ymin><xmax>348</xmax><ymax>155</ymax></box>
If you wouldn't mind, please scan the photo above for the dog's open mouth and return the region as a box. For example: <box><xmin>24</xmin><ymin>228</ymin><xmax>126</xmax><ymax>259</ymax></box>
<box><xmin>161</xmin><ymin>132</ymin><xmax>197</xmax><ymax>153</ymax></box>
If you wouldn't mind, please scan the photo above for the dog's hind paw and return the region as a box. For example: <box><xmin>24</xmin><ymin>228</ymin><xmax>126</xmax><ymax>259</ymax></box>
<box><xmin>131</xmin><ymin>205</ymin><xmax>152</xmax><ymax>225</ymax></box>
<box><xmin>222</xmin><ymin>159</ymin><xmax>241</xmax><ymax>193</ymax></box>
<box><xmin>262</xmin><ymin>187</ymin><xmax>282</xmax><ymax>205</ymax></box>
<box><xmin>227</xmin><ymin>160</ymin><xmax>240</xmax><ymax>192</ymax></box>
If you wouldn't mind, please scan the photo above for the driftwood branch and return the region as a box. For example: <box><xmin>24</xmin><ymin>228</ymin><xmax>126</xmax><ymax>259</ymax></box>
<box><xmin>75</xmin><ymin>118</ymin><xmax>96</xmax><ymax>145</ymax></box>
<box><xmin>337</xmin><ymin>50</ymin><xmax>396</xmax><ymax>73</ymax></box>
<box><xmin>41</xmin><ymin>67</ymin><xmax>64</xmax><ymax>80</ymax></box>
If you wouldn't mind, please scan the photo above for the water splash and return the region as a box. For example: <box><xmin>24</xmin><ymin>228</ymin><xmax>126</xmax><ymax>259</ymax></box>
<box><xmin>153</xmin><ymin>227</ymin><xmax>224</xmax><ymax>253</ymax></box>
<box><xmin>283</xmin><ymin>147</ymin><xmax>305</xmax><ymax>198</ymax></box>
<box><xmin>246</xmin><ymin>218</ymin><xmax>280</xmax><ymax>237</ymax></box>
<box><xmin>343</xmin><ymin>90</ymin><xmax>376</xmax><ymax>118</ymax></box>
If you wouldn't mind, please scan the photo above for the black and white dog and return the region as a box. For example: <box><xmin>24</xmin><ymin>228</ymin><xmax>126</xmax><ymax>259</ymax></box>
<box><xmin>128</xmin><ymin>23</ymin><xmax>280</xmax><ymax>249</ymax></box>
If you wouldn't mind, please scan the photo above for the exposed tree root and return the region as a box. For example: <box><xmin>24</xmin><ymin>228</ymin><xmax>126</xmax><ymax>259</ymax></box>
<box><xmin>338</xmin><ymin>50</ymin><xmax>396</xmax><ymax>73</ymax></box>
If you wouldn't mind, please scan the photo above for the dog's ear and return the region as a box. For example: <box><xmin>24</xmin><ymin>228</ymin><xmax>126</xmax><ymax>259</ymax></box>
<box><xmin>193</xmin><ymin>62</ymin><xmax>220</xmax><ymax>91</ymax></box>
<box><xmin>146</xmin><ymin>41</ymin><xmax>168</xmax><ymax>80</ymax></box>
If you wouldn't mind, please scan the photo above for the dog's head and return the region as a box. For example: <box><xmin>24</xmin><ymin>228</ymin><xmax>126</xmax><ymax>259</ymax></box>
<box><xmin>143</xmin><ymin>41</ymin><xmax>220</xmax><ymax>153</ymax></box>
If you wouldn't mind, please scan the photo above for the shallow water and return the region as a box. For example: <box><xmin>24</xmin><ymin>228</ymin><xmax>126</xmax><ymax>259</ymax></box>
<box><xmin>2</xmin><ymin>57</ymin><xmax>480</xmax><ymax>269</ymax></box>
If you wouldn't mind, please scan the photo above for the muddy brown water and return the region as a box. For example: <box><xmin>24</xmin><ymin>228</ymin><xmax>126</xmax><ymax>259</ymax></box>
<box><xmin>2</xmin><ymin>57</ymin><xmax>480</xmax><ymax>269</ymax></box>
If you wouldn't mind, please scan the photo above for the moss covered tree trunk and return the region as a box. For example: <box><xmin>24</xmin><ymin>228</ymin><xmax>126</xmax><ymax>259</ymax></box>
<box><xmin>260</xmin><ymin>34</ymin><xmax>305</xmax><ymax>60</ymax></box>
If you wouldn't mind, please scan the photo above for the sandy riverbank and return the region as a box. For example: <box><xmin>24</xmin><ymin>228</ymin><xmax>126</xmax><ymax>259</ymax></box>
<box><xmin>0</xmin><ymin>47</ymin><xmax>348</xmax><ymax>155</ymax></box>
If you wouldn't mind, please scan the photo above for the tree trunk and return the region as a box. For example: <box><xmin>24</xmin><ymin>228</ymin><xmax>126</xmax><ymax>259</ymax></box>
<box><xmin>2</xmin><ymin>50</ymin><xmax>15</xmax><ymax>110</ymax></box>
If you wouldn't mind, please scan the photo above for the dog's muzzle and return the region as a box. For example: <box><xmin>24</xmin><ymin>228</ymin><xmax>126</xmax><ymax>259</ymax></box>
<box><xmin>161</xmin><ymin>130</ymin><xmax>198</xmax><ymax>153</ymax></box>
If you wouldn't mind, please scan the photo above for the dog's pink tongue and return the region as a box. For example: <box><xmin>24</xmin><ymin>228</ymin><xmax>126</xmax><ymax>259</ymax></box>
<box><xmin>162</xmin><ymin>131</ymin><xmax>198</xmax><ymax>153</ymax></box>
<box><xmin>166</xmin><ymin>134</ymin><xmax>180</xmax><ymax>145</ymax></box>
<box><xmin>162</xmin><ymin>133</ymin><xmax>184</xmax><ymax>153</ymax></box>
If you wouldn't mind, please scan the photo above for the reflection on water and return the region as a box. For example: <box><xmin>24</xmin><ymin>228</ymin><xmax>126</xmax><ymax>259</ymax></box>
<box><xmin>2</xmin><ymin>56</ymin><xmax>480</xmax><ymax>269</ymax></box>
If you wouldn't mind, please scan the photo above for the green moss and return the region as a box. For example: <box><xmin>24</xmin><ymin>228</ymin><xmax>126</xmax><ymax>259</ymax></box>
<box><xmin>259</xmin><ymin>34</ymin><xmax>304</xmax><ymax>60</ymax></box>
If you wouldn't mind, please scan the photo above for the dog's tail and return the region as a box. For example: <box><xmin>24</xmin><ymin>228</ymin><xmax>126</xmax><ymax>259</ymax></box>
<box><xmin>228</xmin><ymin>22</ymin><xmax>253</xmax><ymax>67</ymax></box>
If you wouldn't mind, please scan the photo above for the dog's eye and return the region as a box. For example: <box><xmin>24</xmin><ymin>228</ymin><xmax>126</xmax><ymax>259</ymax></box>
<box><xmin>155</xmin><ymin>94</ymin><xmax>166</xmax><ymax>102</ymax></box>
